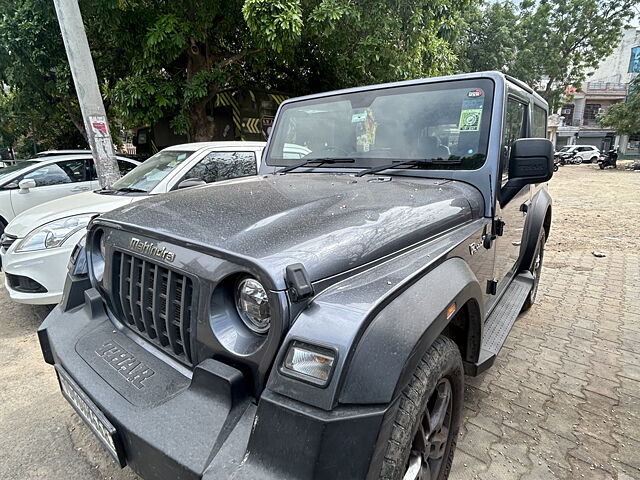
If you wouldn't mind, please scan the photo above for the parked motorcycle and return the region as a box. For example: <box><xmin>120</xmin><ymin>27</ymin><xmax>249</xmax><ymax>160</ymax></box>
<box><xmin>554</xmin><ymin>151</ymin><xmax>580</xmax><ymax>165</ymax></box>
<box><xmin>597</xmin><ymin>148</ymin><xmax>618</xmax><ymax>169</ymax></box>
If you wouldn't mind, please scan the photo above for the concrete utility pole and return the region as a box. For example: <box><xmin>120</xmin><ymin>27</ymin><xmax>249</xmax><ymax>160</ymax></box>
<box><xmin>53</xmin><ymin>0</ymin><xmax>121</xmax><ymax>188</ymax></box>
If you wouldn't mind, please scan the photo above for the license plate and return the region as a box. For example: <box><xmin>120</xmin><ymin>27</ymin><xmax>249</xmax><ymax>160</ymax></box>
<box><xmin>56</xmin><ymin>366</ymin><xmax>126</xmax><ymax>467</ymax></box>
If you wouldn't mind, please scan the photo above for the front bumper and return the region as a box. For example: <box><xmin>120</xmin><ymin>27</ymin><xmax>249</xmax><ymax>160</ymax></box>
<box><xmin>1</xmin><ymin>236</ymin><xmax>80</xmax><ymax>304</ymax></box>
<box><xmin>38</xmin><ymin>287</ymin><xmax>393</xmax><ymax>480</ymax></box>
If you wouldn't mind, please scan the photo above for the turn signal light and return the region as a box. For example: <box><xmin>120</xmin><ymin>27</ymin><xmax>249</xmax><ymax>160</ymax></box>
<box><xmin>282</xmin><ymin>342</ymin><xmax>336</xmax><ymax>387</ymax></box>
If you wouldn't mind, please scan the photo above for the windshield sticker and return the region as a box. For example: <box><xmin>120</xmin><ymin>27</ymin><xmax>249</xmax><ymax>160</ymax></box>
<box><xmin>351</xmin><ymin>112</ymin><xmax>367</xmax><ymax>123</ymax></box>
<box><xmin>176</xmin><ymin>153</ymin><xmax>187</xmax><ymax>161</ymax></box>
<box><xmin>459</xmin><ymin>109</ymin><xmax>482</xmax><ymax>132</ymax></box>
<box><xmin>355</xmin><ymin>108</ymin><xmax>377</xmax><ymax>152</ymax></box>
<box><xmin>467</xmin><ymin>88</ymin><xmax>484</xmax><ymax>98</ymax></box>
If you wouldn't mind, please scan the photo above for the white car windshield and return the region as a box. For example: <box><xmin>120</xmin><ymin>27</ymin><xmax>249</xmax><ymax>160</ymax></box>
<box><xmin>558</xmin><ymin>147</ymin><xmax>573</xmax><ymax>152</ymax></box>
<box><xmin>110</xmin><ymin>150</ymin><xmax>194</xmax><ymax>192</ymax></box>
<box><xmin>0</xmin><ymin>161</ymin><xmax>38</xmax><ymax>183</ymax></box>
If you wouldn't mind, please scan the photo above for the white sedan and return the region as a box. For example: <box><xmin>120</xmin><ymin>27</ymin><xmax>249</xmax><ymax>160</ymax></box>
<box><xmin>0</xmin><ymin>141</ymin><xmax>265</xmax><ymax>304</ymax></box>
<box><xmin>0</xmin><ymin>154</ymin><xmax>139</xmax><ymax>235</ymax></box>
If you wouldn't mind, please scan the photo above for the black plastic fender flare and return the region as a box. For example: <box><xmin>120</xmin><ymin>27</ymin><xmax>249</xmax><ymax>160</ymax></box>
<box><xmin>519</xmin><ymin>188</ymin><xmax>552</xmax><ymax>273</ymax></box>
<box><xmin>339</xmin><ymin>257</ymin><xmax>484</xmax><ymax>405</ymax></box>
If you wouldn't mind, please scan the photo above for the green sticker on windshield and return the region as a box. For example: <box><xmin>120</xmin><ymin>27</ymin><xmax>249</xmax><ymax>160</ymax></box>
<box><xmin>459</xmin><ymin>109</ymin><xmax>482</xmax><ymax>132</ymax></box>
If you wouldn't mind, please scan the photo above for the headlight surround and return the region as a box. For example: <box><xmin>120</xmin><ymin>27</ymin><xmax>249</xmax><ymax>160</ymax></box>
<box><xmin>16</xmin><ymin>214</ymin><xmax>96</xmax><ymax>253</ymax></box>
<box><xmin>235</xmin><ymin>277</ymin><xmax>271</xmax><ymax>334</ymax></box>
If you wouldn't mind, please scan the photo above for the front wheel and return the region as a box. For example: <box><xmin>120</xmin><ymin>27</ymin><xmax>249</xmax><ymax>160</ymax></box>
<box><xmin>599</xmin><ymin>163</ymin><xmax>605</xmax><ymax>170</ymax></box>
<box><xmin>379</xmin><ymin>336</ymin><xmax>464</xmax><ymax>480</ymax></box>
<box><xmin>574</xmin><ymin>157</ymin><xmax>582</xmax><ymax>164</ymax></box>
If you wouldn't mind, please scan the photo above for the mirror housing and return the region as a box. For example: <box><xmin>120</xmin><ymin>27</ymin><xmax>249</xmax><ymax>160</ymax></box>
<box><xmin>177</xmin><ymin>178</ymin><xmax>206</xmax><ymax>189</ymax></box>
<box><xmin>18</xmin><ymin>178</ymin><xmax>37</xmax><ymax>193</ymax></box>
<box><xmin>501</xmin><ymin>138</ymin><xmax>553</xmax><ymax>205</ymax></box>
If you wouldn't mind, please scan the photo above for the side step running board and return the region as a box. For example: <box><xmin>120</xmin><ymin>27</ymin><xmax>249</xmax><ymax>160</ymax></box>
<box><xmin>466</xmin><ymin>272</ymin><xmax>534</xmax><ymax>376</ymax></box>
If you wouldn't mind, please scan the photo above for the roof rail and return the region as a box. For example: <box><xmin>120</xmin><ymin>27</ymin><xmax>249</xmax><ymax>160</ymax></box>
<box><xmin>505</xmin><ymin>75</ymin><xmax>534</xmax><ymax>94</ymax></box>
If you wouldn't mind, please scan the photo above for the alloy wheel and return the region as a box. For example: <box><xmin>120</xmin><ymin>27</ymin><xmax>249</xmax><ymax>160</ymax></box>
<box><xmin>403</xmin><ymin>378</ymin><xmax>453</xmax><ymax>480</ymax></box>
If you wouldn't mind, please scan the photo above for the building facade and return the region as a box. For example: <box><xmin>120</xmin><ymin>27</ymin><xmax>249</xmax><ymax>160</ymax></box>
<box><xmin>555</xmin><ymin>27</ymin><xmax>639</xmax><ymax>157</ymax></box>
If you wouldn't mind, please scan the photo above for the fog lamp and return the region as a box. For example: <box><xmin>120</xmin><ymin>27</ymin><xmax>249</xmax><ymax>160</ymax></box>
<box><xmin>283</xmin><ymin>342</ymin><xmax>336</xmax><ymax>386</ymax></box>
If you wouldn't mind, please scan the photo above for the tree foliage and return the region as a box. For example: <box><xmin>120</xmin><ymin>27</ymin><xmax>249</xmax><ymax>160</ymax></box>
<box><xmin>599</xmin><ymin>77</ymin><xmax>640</xmax><ymax>135</ymax></box>
<box><xmin>457</xmin><ymin>0</ymin><xmax>635</xmax><ymax>109</ymax></box>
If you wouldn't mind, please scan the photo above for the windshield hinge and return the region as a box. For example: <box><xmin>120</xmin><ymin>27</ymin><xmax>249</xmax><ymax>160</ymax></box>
<box><xmin>285</xmin><ymin>263</ymin><xmax>314</xmax><ymax>302</ymax></box>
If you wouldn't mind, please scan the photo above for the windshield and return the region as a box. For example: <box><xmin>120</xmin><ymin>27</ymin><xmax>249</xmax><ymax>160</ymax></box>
<box><xmin>110</xmin><ymin>150</ymin><xmax>194</xmax><ymax>192</ymax></box>
<box><xmin>0</xmin><ymin>161</ymin><xmax>38</xmax><ymax>183</ymax></box>
<box><xmin>267</xmin><ymin>79</ymin><xmax>494</xmax><ymax>171</ymax></box>
<box><xmin>558</xmin><ymin>146</ymin><xmax>573</xmax><ymax>152</ymax></box>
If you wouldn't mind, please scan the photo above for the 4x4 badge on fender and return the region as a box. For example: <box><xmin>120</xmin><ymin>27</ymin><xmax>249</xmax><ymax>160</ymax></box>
<box><xmin>95</xmin><ymin>341</ymin><xmax>155</xmax><ymax>389</ymax></box>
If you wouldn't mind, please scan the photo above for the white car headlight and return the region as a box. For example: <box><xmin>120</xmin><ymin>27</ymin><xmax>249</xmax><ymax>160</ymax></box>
<box><xmin>16</xmin><ymin>214</ymin><xmax>96</xmax><ymax>253</ymax></box>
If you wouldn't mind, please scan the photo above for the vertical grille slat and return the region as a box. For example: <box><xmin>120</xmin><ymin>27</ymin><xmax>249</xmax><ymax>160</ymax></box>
<box><xmin>110</xmin><ymin>250</ymin><xmax>195</xmax><ymax>364</ymax></box>
<box><xmin>117</xmin><ymin>253</ymin><xmax>134</xmax><ymax>326</ymax></box>
<box><xmin>139</xmin><ymin>260</ymin><xmax>156</xmax><ymax>338</ymax></box>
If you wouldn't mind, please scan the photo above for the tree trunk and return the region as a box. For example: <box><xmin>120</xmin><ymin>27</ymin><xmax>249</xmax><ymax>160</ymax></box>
<box><xmin>190</xmin><ymin>99</ymin><xmax>216</xmax><ymax>141</ymax></box>
<box><xmin>186</xmin><ymin>42</ymin><xmax>216</xmax><ymax>142</ymax></box>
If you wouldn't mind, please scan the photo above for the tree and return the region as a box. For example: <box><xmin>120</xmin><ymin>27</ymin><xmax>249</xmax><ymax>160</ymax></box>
<box><xmin>456</xmin><ymin>2</ymin><xmax>521</xmax><ymax>74</ymax></box>
<box><xmin>104</xmin><ymin>0</ymin><xmax>474</xmax><ymax>141</ymax></box>
<box><xmin>599</xmin><ymin>77</ymin><xmax>640</xmax><ymax>135</ymax></box>
<box><xmin>456</xmin><ymin>0</ymin><xmax>635</xmax><ymax>110</ymax></box>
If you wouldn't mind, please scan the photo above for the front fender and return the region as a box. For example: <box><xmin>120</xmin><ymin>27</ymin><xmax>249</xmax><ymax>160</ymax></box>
<box><xmin>265</xmin><ymin>219</ymin><xmax>486</xmax><ymax>411</ymax></box>
<box><xmin>339</xmin><ymin>257</ymin><xmax>483</xmax><ymax>405</ymax></box>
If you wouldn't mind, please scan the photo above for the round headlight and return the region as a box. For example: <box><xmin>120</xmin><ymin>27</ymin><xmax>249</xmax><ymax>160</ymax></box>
<box><xmin>235</xmin><ymin>278</ymin><xmax>271</xmax><ymax>334</ymax></box>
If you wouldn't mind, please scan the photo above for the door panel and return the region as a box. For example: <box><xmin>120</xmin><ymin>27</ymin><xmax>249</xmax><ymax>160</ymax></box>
<box><xmin>9</xmin><ymin>159</ymin><xmax>91</xmax><ymax>216</ymax></box>
<box><xmin>493</xmin><ymin>97</ymin><xmax>530</xmax><ymax>292</ymax></box>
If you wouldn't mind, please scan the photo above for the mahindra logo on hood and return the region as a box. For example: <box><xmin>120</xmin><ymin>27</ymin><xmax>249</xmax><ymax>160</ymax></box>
<box><xmin>130</xmin><ymin>238</ymin><xmax>176</xmax><ymax>263</ymax></box>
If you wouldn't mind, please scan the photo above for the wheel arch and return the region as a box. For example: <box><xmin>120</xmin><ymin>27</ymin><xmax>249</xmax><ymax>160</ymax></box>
<box><xmin>520</xmin><ymin>188</ymin><xmax>552</xmax><ymax>272</ymax></box>
<box><xmin>339</xmin><ymin>257</ymin><xmax>484</xmax><ymax>405</ymax></box>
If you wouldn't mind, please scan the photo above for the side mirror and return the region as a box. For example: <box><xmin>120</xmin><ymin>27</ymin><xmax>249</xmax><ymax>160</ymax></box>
<box><xmin>502</xmin><ymin>138</ymin><xmax>553</xmax><ymax>204</ymax></box>
<box><xmin>177</xmin><ymin>178</ymin><xmax>206</xmax><ymax>189</ymax></box>
<box><xmin>18</xmin><ymin>178</ymin><xmax>37</xmax><ymax>193</ymax></box>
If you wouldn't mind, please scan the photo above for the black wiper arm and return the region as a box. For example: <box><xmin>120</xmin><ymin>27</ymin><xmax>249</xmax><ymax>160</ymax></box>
<box><xmin>277</xmin><ymin>157</ymin><xmax>356</xmax><ymax>174</ymax></box>
<box><xmin>356</xmin><ymin>158</ymin><xmax>462</xmax><ymax>177</ymax></box>
<box><xmin>114</xmin><ymin>187</ymin><xmax>148</xmax><ymax>193</ymax></box>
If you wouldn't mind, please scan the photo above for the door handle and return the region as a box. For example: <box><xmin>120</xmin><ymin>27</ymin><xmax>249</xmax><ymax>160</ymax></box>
<box><xmin>71</xmin><ymin>186</ymin><xmax>90</xmax><ymax>192</ymax></box>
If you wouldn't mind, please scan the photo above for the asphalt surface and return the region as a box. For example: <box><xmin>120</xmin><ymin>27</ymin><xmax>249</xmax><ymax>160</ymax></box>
<box><xmin>1</xmin><ymin>162</ymin><xmax>639</xmax><ymax>479</ymax></box>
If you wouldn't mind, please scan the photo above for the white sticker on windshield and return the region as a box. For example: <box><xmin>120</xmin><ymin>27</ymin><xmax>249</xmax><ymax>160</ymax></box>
<box><xmin>351</xmin><ymin>112</ymin><xmax>367</xmax><ymax>123</ymax></box>
<box><xmin>176</xmin><ymin>153</ymin><xmax>187</xmax><ymax>161</ymax></box>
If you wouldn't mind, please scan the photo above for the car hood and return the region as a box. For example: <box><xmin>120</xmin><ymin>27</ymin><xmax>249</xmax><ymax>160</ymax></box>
<box><xmin>6</xmin><ymin>191</ymin><xmax>146</xmax><ymax>237</ymax></box>
<box><xmin>101</xmin><ymin>174</ymin><xmax>484</xmax><ymax>287</ymax></box>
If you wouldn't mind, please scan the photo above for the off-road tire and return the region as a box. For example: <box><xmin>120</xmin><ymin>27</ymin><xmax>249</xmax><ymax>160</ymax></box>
<box><xmin>379</xmin><ymin>336</ymin><xmax>464</xmax><ymax>480</ymax></box>
<box><xmin>599</xmin><ymin>163</ymin><xmax>605</xmax><ymax>169</ymax></box>
<box><xmin>521</xmin><ymin>230</ymin><xmax>545</xmax><ymax>312</ymax></box>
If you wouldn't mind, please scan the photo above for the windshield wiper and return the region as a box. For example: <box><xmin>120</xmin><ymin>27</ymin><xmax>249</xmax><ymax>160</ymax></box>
<box><xmin>356</xmin><ymin>158</ymin><xmax>462</xmax><ymax>177</ymax></box>
<box><xmin>114</xmin><ymin>187</ymin><xmax>148</xmax><ymax>193</ymax></box>
<box><xmin>277</xmin><ymin>157</ymin><xmax>356</xmax><ymax>174</ymax></box>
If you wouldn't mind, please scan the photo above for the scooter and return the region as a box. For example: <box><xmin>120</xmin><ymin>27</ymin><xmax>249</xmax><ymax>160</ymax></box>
<box><xmin>597</xmin><ymin>148</ymin><xmax>618</xmax><ymax>169</ymax></box>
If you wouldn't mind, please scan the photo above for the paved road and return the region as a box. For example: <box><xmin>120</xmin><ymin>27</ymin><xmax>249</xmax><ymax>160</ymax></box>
<box><xmin>0</xmin><ymin>163</ymin><xmax>638</xmax><ymax>479</ymax></box>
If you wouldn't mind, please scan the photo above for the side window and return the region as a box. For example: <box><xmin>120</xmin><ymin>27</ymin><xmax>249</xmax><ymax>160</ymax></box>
<box><xmin>117</xmin><ymin>160</ymin><xmax>137</xmax><ymax>176</ymax></box>
<box><xmin>21</xmin><ymin>159</ymin><xmax>87</xmax><ymax>187</ymax></box>
<box><xmin>502</xmin><ymin>98</ymin><xmax>527</xmax><ymax>180</ymax></box>
<box><xmin>89</xmin><ymin>159</ymin><xmax>137</xmax><ymax>180</ymax></box>
<box><xmin>183</xmin><ymin>152</ymin><xmax>257</xmax><ymax>184</ymax></box>
<box><xmin>532</xmin><ymin>105</ymin><xmax>547</xmax><ymax>138</ymax></box>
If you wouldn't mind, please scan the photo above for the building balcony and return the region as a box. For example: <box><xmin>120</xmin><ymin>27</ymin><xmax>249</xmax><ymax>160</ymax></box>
<box><xmin>583</xmin><ymin>82</ymin><xmax>628</xmax><ymax>99</ymax></box>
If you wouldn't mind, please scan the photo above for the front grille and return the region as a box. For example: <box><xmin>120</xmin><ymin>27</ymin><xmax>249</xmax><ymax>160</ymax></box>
<box><xmin>111</xmin><ymin>251</ymin><xmax>196</xmax><ymax>364</ymax></box>
<box><xmin>1</xmin><ymin>233</ymin><xmax>17</xmax><ymax>252</ymax></box>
